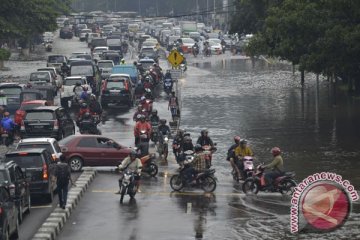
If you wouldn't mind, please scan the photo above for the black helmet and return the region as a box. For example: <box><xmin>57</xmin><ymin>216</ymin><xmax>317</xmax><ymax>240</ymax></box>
<box><xmin>81</xmin><ymin>102</ymin><xmax>87</xmax><ymax>108</ymax></box>
<box><xmin>160</xmin><ymin>119</ymin><xmax>166</xmax><ymax>124</ymax></box>
<box><xmin>129</xmin><ymin>150</ymin><xmax>137</xmax><ymax>158</ymax></box>
<box><xmin>201</xmin><ymin>129</ymin><xmax>208</xmax><ymax>135</ymax></box>
<box><xmin>240</xmin><ymin>139</ymin><xmax>247</xmax><ymax>144</ymax></box>
<box><xmin>140</xmin><ymin>115</ymin><xmax>145</xmax><ymax>120</ymax></box>
<box><xmin>194</xmin><ymin>144</ymin><xmax>202</xmax><ymax>152</ymax></box>
<box><xmin>151</xmin><ymin>109</ymin><xmax>158</xmax><ymax>115</ymax></box>
<box><xmin>133</xmin><ymin>61</ymin><xmax>137</xmax><ymax>65</ymax></box>
<box><xmin>83</xmin><ymin>112</ymin><xmax>91</xmax><ymax>119</ymax></box>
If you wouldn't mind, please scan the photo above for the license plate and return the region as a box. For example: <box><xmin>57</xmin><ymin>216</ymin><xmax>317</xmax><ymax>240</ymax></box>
<box><xmin>110</xmin><ymin>92</ymin><xmax>120</xmax><ymax>96</ymax></box>
<box><xmin>33</xmin><ymin>126</ymin><xmax>44</xmax><ymax>129</ymax></box>
<box><xmin>1</xmin><ymin>134</ymin><xmax>8</xmax><ymax>137</ymax></box>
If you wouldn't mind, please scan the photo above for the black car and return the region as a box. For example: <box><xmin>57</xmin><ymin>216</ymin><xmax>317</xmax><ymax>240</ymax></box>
<box><xmin>59</xmin><ymin>27</ymin><xmax>73</xmax><ymax>39</ymax></box>
<box><xmin>0</xmin><ymin>83</ymin><xmax>26</xmax><ymax>115</ymax></box>
<box><xmin>0</xmin><ymin>185</ymin><xmax>19</xmax><ymax>239</ymax></box>
<box><xmin>4</xmin><ymin>149</ymin><xmax>57</xmax><ymax>203</ymax></box>
<box><xmin>20</xmin><ymin>106</ymin><xmax>75</xmax><ymax>140</ymax></box>
<box><xmin>0</xmin><ymin>161</ymin><xmax>31</xmax><ymax>223</ymax></box>
<box><xmin>101</xmin><ymin>75</ymin><xmax>134</xmax><ymax>108</ymax></box>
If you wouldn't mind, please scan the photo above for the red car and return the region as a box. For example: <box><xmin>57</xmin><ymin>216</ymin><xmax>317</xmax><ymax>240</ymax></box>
<box><xmin>14</xmin><ymin>100</ymin><xmax>48</xmax><ymax>125</ymax></box>
<box><xmin>59</xmin><ymin>135</ymin><xmax>131</xmax><ymax>171</ymax></box>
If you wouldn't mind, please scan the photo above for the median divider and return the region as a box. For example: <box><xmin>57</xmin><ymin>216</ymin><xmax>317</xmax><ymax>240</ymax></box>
<box><xmin>32</xmin><ymin>168</ymin><xmax>97</xmax><ymax>240</ymax></box>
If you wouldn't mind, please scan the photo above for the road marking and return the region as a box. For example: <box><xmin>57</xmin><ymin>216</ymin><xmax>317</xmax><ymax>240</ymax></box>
<box><xmin>91</xmin><ymin>189</ymin><xmax>243</xmax><ymax>196</ymax></box>
<box><xmin>31</xmin><ymin>205</ymin><xmax>53</xmax><ymax>209</ymax></box>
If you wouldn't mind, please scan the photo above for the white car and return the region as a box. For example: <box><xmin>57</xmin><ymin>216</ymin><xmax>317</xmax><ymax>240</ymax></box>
<box><xmin>87</xmin><ymin>33</ymin><xmax>100</xmax><ymax>45</ymax></box>
<box><xmin>79</xmin><ymin>29</ymin><xmax>92</xmax><ymax>42</ymax></box>
<box><xmin>60</xmin><ymin>76</ymin><xmax>92</xmax><ymax>107</ymax></box>
<box><xmin>209</xmin><ymin>40</ymin><xmax>223</xmax><ymax>54</ymax></box>
<box><xmin>92</xmin><ymin>46</ymin><xmax>109</xmax><ymax>61</ymax></box>
<box><xmin>16</xmin><ymin>138</ymin><xmax>63</xmax><ymax>161</ymax></box>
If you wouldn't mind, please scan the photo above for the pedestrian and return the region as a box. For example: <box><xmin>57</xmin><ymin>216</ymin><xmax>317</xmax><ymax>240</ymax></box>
<box><xmin>55</xmin><ymin>155</ymin><xmax>73</xmax><ymax>209</ymax></box>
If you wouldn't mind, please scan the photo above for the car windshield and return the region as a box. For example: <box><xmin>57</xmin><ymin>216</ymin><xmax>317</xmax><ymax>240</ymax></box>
<box><xmin>0</xmin><ymin>87</ymin><xmax>21</xmax><ymax>95</ymax></box>
<box><xmin>209</xmin><ymin>41</ymin><xmax>219</xmax><ymax>46</ymax></box>
<box><xmin>91</xmin><ymin>39</ymin><xmax>107</xmax><ymax>46</ymax></box>
<box><xmin>94</xmin><ymin>48</ymin><xmax>107</xmax><ymax>54</ymax></box>
<box><xmin>98</xmin><ymin>62</ymin><xmax>113</xmax><ymax>68</ymax></box>
<box><xmin>20</xmin><ymin>103</ymin><xmax>44</xmax><ymax>111</ymax></box>
<box><xmin>209</xmin><ymin>39</ymin><xmax>221</xmax><ymax>44</ymax></box>
<box><xmin>25</xmin><ymin>111</ymin><xmax>54</xmax><ymax>120</ymax></box>
<box><xmin>0</xmin><ymin>170</ymin><xmax>8</xmax><ymax>183</ymax></box>
<box><xmin>141</xmin><ymin>62</ymin><xmax>154</xmax><ymax>69</ymax></box>
<box><xmin>182</xmin><ymin>38</ymin><xmax>194</xmax><ymax>44</ymax></box>
<box><xmin>21</xmin><ymin>93</ymin><xmax>41</xmax><ymax>102</ymax></box>
<box><xmin>30</xmin><ymin>72</ymin><xmax>50</xmax><ymax>82</ymax></box>
<box><xmin>6</xmin><ymin>154</ymin><xmax>43</xmax><ymax>168</ymax></box>
<box><xmin>106</xmin><ymin>81</ymin><xmax>125</xmax><ymax>89</ymax></box>
<box><xmin>71</xmin><ymin>66</ymin><xmax>93</xmax><ymax>76</ymax></box>
<box><xmin>76</xmin><ymin>55</ymin><xmax>92</xmax><ymax>60</ymax></box>
<box><xmin>143</xmin><ymin>42</ymin><xmax>155</xmax><ymax>47</ymax></box>
<box><xmin>17</xmin><ymin>143</ymin><xmax>54</xmax><ymax>154</ymax></box>
<box><xmin>64</xmin><ymin>79</ymin><xmax>85</xmax><ymax>86</ymax></box>
<box><xmin>48</xmin><ymin>56</ymin><xmax>64</xmax><ymax>63</ymax></box>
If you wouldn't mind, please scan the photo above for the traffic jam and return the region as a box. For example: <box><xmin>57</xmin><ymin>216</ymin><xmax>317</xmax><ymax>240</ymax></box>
<box><xmin>0</xmin><ymin>9</ymin><xmax>359</xmax><ymax>240</ymax></box>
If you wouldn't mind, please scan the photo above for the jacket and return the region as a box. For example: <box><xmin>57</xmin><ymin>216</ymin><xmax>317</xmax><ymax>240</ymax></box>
<box><xmin>134</xmin><ymin>121</ymin><xmax>152</xmax><ymax>137</ymax></box>
<box><xmin>1</xmin><ymin>117</ymin><xmax>15</xmax><ymax>131</ymax></box>
<box><xmin>119</xmin><ymin>157</ymin><xmax>142</xmax><ymax>174</ymax></box>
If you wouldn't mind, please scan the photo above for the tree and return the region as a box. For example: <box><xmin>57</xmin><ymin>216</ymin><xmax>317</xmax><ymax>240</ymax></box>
<box><xmin>0</xmin><ymin>48</ymin><xmax>11</xmax><ymax>69</ymax></box>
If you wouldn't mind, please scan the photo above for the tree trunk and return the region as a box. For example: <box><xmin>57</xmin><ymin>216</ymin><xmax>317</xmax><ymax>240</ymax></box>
<box><xmin>0</xmin><ymin>60</ymin><xmax>4</xmax><ymax>69</ymax></box>
<box><xmin>301</xmin><ymin>70</ymin><xmax>305</xmax><ymax>85</ymax></box>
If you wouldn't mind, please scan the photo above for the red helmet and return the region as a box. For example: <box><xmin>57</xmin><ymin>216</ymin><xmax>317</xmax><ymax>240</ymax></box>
<box><xmin>234</xmin><ymin>136</ymin><xmax>241</xmax><ymax>143</ymax></box>
<box><xmin>271</xmin><ymin>147</ymin><xmax>281</xmax><ymax>156</ymax></box>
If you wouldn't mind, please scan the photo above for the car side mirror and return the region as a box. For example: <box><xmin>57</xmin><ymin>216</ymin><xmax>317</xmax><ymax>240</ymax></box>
<box><xmin>61</xmin><ymin>147</ymin><xmax>68</xmax><ymax>153</ymax></box>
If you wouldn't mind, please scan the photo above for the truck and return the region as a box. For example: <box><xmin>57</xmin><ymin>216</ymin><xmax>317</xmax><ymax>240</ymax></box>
<box><xmin>180</xmin><ymin>21</ymin><xmax>197</xmax><ymax>36</ymax></box>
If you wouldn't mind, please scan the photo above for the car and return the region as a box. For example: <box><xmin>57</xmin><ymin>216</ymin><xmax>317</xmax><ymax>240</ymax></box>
<box><xmin>101</xmin><ymin>74</ymin><xmax>134</xmax><ymax>108</ymax></box>
<box><xmin>47</xmin><ymin>55</ymin><xmax>68</xmax><ymax>73</ymax></box>
<box><xmin>72</xmin><ymin>54</ymin><xmax>92</xmax><ymax>61</ymax></box>
<box><xmin>4</xmin><ymin>148</ymin><xmax>57</xmax><ymax>203</ymax></box>
<box><xmin>37</xmin><ymin>67</ymin><xmax>62</xmax><ymax>89</ymax></box>
<box><xmin>14</xmin><ymin>100</ymin><xmax>48</xmax><ymax>126</ymax></box>
<box><xmin>141</xmin><ymin>41</ymin><xmax>157</xmax><ymax>50</ymax></box>
<box><xmin>0</xmin><ymin>185</ymin><xmax>19</xmax><ymax>239</ymax></box>
<box><xmin>79</xmin><ymin>29</ymin><xmax>92</xmax><ymax>42</ymax></box>
<box><xmin>0</xmin><ymin>161</ymin><xmax>31</xmax><ymax>223</ymax></box>
<box><xmin>92</xmin><ymin>46</ymin><xmax>109</xmax><ymax>62</ymax></box>
<box><xmin>139</xmin><ymin>58</ymin><xmax>156</xmax><ymax>71</ymax></box>
<box><xmin>89</xmin><ymin>38</ymin><xmax>107</xmax><ymax>51</ymax></box>
<box><xmin>138</xmin><ymin>48</ymin><xmax>159</xmax><ymax>63</ymax></box>
<box><xmin>86</xmin><ymin>33</ymin><xmax>100</xmax><ymax>46</ymax></box>
<box><xmin>101</xmin><ymin>51</ymin><xmax>122</xmax><ymax>65</ymax></box>
<box><xmin>29</xmin><ymin>71</ymin><xmax>57</xmax><ymax>95</ymax></box>
<box><xmin>180</xmin><ymin>38</ymin><xmax>195</xmax><ymax>53</ymax></box>
<box><xmin>97</xmin><ymin>60</ymin><xmax>114</xmax><ymax>79</ymax></box>
<box><xmin>69</xmin><ymin>60</ymin><xmax>100</xmax><ymax>95</ymax></box>
<box><xmin>112</xmin><ymin>64</ymin><xmax>138</xmax><ymax>85</ymax></box>
<box><xmin>208</xmin><ymin>40</ymin><xmax>223</xmax><ymax>55</ymax></box>
<box><xmin>20</xmin><ymin>106</ymin><xmax>75</xmax><ymax>140</ymax></box>
<box><xmin>59</xmin><ymin>135</ymin><xmax>132</xmax><ymax>172</ymax></box>
<box><xmin>16</xmin><ymin>137</ymin><xmax>63</xmax><ymax>162</ymax></box>
<box><xmin>60</xmin><ymin>27</ymin><xmax>73</xmax><ymax>39</ymax></box>
<box><xmin>0</xmin><ymin>83</ymin><xmax>26</xmax><ymax>115</ymax></box>
<box><xmin>60</xmin><ymin>76</ymin><xmax>92</xmax><ymax>107</ymax></box>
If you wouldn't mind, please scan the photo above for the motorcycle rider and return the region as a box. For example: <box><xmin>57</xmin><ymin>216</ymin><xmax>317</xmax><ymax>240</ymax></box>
<box><xmin>89</xmin><ymin>94</ymin><xmax>102</xmax><ymax>121</ymax></box>
<box><xmin>172</xmin><ymin>129</ymin><xmax>185</xmax><ymax>162</ymax></box>
<box><xmin>149</xmin><ymin>109</ymin><xmax>160</xmax><ymax>124</ymax></box>
<box><xmin>192</xmin><ymin>41</ymin><xmax>199</xmax><ymax>56</ymax></box>
<box><xmin>134</xmin><ymin>114</ymin><xmax>152</xmax><ymax>146</ymax></box>
<box><xmin>77</xmin><ymin>102</ymin><xmax>90</xmax><ymax>125</ymax></box>
<box><xmin>168</xmin><ymin>91</ymin><xmax>179</xmax><ymax>121</ymax></box>
<box><xmin>1</xmin><ymin>112</ymin><xmax>16</xmax><ymax>142</ymax></box>
<box><xmin>61</xmin><ymin>62</ymin><xmax>69</xmax><ymax>77</ymax></box>
<box><xmin>233</xmin><ymin>138</ymin><xmax>253</xmax><ymax>180</ymax></box>
<box><xmin>117</xmin><ymin>150</ymin><xmax>142</xmax><ymax>193</ymax></box>
<box><xmin>80</xmin><ymin>86</ymin><xmax>89</xmax><ymax>102</ymax></box>
<box><xmin>164</xmin><ymin>69</ymin><xmax>172</xmax><ymax>79</ymax></box>
<box><xmin>228</xmin><ymin>136</ymin><xmax>241</xmax><ymax>179</ymax></box>
<box><xmin>157</xmin><ymin>119</ymin><xmax>171</xmax><ymax>160</ymax></box>
<box><xmin>163</xmin><ymin>70</ymin><xmax>173</xmax><ymax>93</ymax></box>
<box><xmin>136</xmin><ymin>63</ymin><xmax>145</xmax><ymax>75</ymax></box>
<box><xmin>140</xmin><ymin>96</ymin><xmax>152</xmax><ymax>113</ymax></box>
<box><xmin>184</xmin><ymin>144</ymin><xmax>207</xmax><ymax>184</ymax></box>
<box><xmin>196</xmin><ymin>129</ymin><xmax>214</xmax><ymax>147</ymax></box>
<box><xmin>133</xmin><ymin>105</ymin><xmax>145</xmax><ymax>121</ymax></box>
<box><xmin>263</xmin><ymin>147</ymin><xmax>284</xmax><ymax>190</ymax></box>
<box><xmin>79</xmin><ymin>112</ymin><xmax>97</xmax><ymax>134</ymax></box>
<box><xmin>182</xmin><ymin>133</ymin><xmax>194</xmax><ymax>152</ymax></box>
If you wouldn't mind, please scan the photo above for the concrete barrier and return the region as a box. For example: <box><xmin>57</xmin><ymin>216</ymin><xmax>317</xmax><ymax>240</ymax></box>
<box><xmin>32</xmin><ymin>169</ymin><xmax>97</xmax><ymax>240</ymax></box>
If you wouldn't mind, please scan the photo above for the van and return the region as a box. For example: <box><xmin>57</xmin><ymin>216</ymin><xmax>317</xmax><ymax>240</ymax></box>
<box><xmin>70</xmin><ymin>60</ymin><xmax>100</xmax><ymax>95</ymax></box>
<box><xmin>112</xmin><ymin>65</ymin><xmax>138</xmax><ymax>85</ymax></box>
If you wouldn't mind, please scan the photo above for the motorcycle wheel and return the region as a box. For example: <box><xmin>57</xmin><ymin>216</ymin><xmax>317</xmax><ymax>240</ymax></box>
<box><xmin>200</xmin><ymin>176</ymin><xmax>217</xmax><ymax>192</ymax></box>
<box><xmin>279</xmin><ymin>179</ymin><xmax>297</xmax><ymax>196</ymax></box>
<box><xmin>242</xmin><ymin>178</ymin><xmax>259</xmax><ymax>195</ymax></box>
<box><xmin>170</xmin><ymin>174</ymin><xmax>184</xmax><ymax>191</ymax></box>
<box><xmin>149</xmin><ymin>163</ymin><xmax>158</xmax><ymax>177</ymax></box>
<box><xmin>120</xmin><ymin>186</ymin><xmax>127</xmax><ymax>204</ymax></box>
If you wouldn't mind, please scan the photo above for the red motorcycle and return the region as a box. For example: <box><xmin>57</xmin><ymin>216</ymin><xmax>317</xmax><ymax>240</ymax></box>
<box><xmin>242</xmin><ymin>164</ymin><xmax>297</xmax><ymax>196</ymax></box>
<box><xmin>202</xmin><ymin>144</ymin><xmax>217</xmax><ymax>168</ymax></box>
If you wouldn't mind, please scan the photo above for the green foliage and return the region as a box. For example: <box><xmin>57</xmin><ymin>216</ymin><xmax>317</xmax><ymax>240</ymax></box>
<box><xmin>0</xmin><ymin>48</ymin><xmax>11</xmax><ymax>61</ymax></box>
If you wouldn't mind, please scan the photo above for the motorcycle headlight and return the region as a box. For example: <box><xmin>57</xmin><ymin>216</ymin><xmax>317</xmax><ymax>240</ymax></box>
<box><xmin>164</xmin><ymin>137</ymin><xmax>168</xmax><ymax>141</ymax></box>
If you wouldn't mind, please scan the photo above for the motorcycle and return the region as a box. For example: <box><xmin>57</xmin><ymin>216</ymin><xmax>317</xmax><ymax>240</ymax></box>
<box><xmin>44</xmin><ymin>41</ymin><xmax>52</xmax><ymax>52</ymax></box>
<box><xmin>163</xmin><ymin>78</ymin><xmax>173</xmax><ymax>95</ymax></box>
<box><xmin>139</xmin><ymin>153</ymin><xmax>158</xmax><ymax>177</ymax></box>
<box><xmin>91</xmin><ymin>112</ymin><xmax>101</xmax><ymax>125</ymax></box>
<box><xmin>242</xmin><ymin>164</ymin><xmax>297</xmax><ymax>196</ymax></box>
<box><xmin>1</xmin><ymin>129</ymin><xmax>13</xmax><ymax>147</ymax></box>
<box><xmin>221</xmin><ymin>44</ymin><xmax>226</xmax><ymax>54</ymax></box>
<box><xmin>170</xmin><ymin>160</ymin><xmax>217</xmax><ymax>192</ymax></box>
<box><xmin>150</xmin><ymin>122</ymin><xmax>159</xmax><ymax>143</ymax></box>
<box><xmin>73</xmin><ymin>86</ymin><xmax>83</xmax><ymax>105</ymax></box>
<box><xmin>136</xmin><ymin>130</ymin><xmax>150</xmax><ymax>155</ymax></box>
<box><xmin>157</xmin><ymin>134</ymin><xmax>169</xmax><ymax>161</ymax></box>
<box><xmin>231</xmin><ymin>156</ymin><xmax>255</xmax><ymax>181</ymax></box>
<box><xmin>118</xmin><ymin>169</ymin><xmax>137</xmax><ymax>204</ymax></box>
<box><xmin>79</xmin><ymin>119</ymin><xmax>101</xmax><ymax>135</ymax></box>
<box><xmin>192</xmin><ymin>45</ymin><xmax>199</xmax><ymax>57</ymax></box>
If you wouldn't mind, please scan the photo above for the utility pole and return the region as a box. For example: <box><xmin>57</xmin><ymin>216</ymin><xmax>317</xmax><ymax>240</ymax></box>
<box><xmin>213</xmin><ymin>0</ymin><xmax>216</xmax><ymax>29</ymax></box>
<box><xmin>138</xmin><ymin>0</ymin><xmax>141</xmax><ymax>16</ymax></box>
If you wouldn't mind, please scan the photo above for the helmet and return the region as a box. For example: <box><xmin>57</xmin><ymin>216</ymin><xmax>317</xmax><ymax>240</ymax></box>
<box><xmin>4</xmin><ymin>112</ymin><xmax>10</xmax><ymax>117</ymax></box>
<box><xmin>240</xmin><ymin>139</ymin><xmax>247</xmax><ymax>144</ymax></box>
<box><xmin>201</xmin><ymin>129</ymin><xmax>208</xmax><ymax>135</ymax></box>
<box><xmin>140</xmin><ymin>96</ymin><xmax>146</xmax><ymax>101</ymax></box>
<box><xmin>81</xmin><ymin>102</ymin><xmax>88</xmax><ymax>108</ymax></box>
<box><xmin>177</xmin><ymin>129</ymin><xmax>184</xmax><ymax>136</ymax></box>
<box><xmin>153</xmin><ymin>63</ymin><xmax>158</xmax><ymax>67</ymax></box>
<box><xmin>234</xmin><ymin>136</ymin><xmax>241</xmax><ymax>143</ymax></box>
<box><xmin>129</xmin><ymin>150</ymin><xmax>137</xmax><ymax>158</ymax></box>
<box><xmin>90</xmin><ymin>94</ymin><xmax>96</xmax><ymax>100</ymax></box>
<box><xmin>151</xmin><ymin>109</ymin><xmax>158</xmax><ymax>115</ymax></box>
<box><xmin>137</xmin><ymin>63</ymin><xmax>142</xmax><ymax>66</ymax></box>
<box><xmin>120</xmin><ymin>59</ymin><xmax>125</xmax><ymax>64</ymax></box>
<box><xmin>160</xmin><ymin>119</ymin><xmax>166</xmax><ymax>124</ymax></box>
<box><xmin>194</xmin><ymin>144</ymin><xmax>202</xmax><ymax>152</ymax></box>
<box><xmin>271</xmin><ymin>147</ymin><xmax>281</xmax><ymax>156</ymax></box>
<box><xmin>83</xmin><ymin>112</ymin><xmax>91</xmax><ymax>119</ymax></box>
<box><xmin>133</xmin><ymin>61</ymin><xmax>137</xmax><ymax>65</ymax></box>
<box><xmin>184</xmin><ymin>136</ymin><xmax>192</xmax><ymax>142</ymax></box>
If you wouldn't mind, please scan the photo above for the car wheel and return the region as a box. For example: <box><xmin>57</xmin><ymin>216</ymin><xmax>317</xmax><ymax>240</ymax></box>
<box><xmin>70</xmin><ymin>157</ymin><xmax>83</xmax><ymax>172</ymax></box>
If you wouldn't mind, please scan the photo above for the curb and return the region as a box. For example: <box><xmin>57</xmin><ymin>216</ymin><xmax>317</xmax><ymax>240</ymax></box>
<box><xmin>32</xmin><ymin>169</ymin><xmax>97</xmax><ymax>240</ymax></box>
